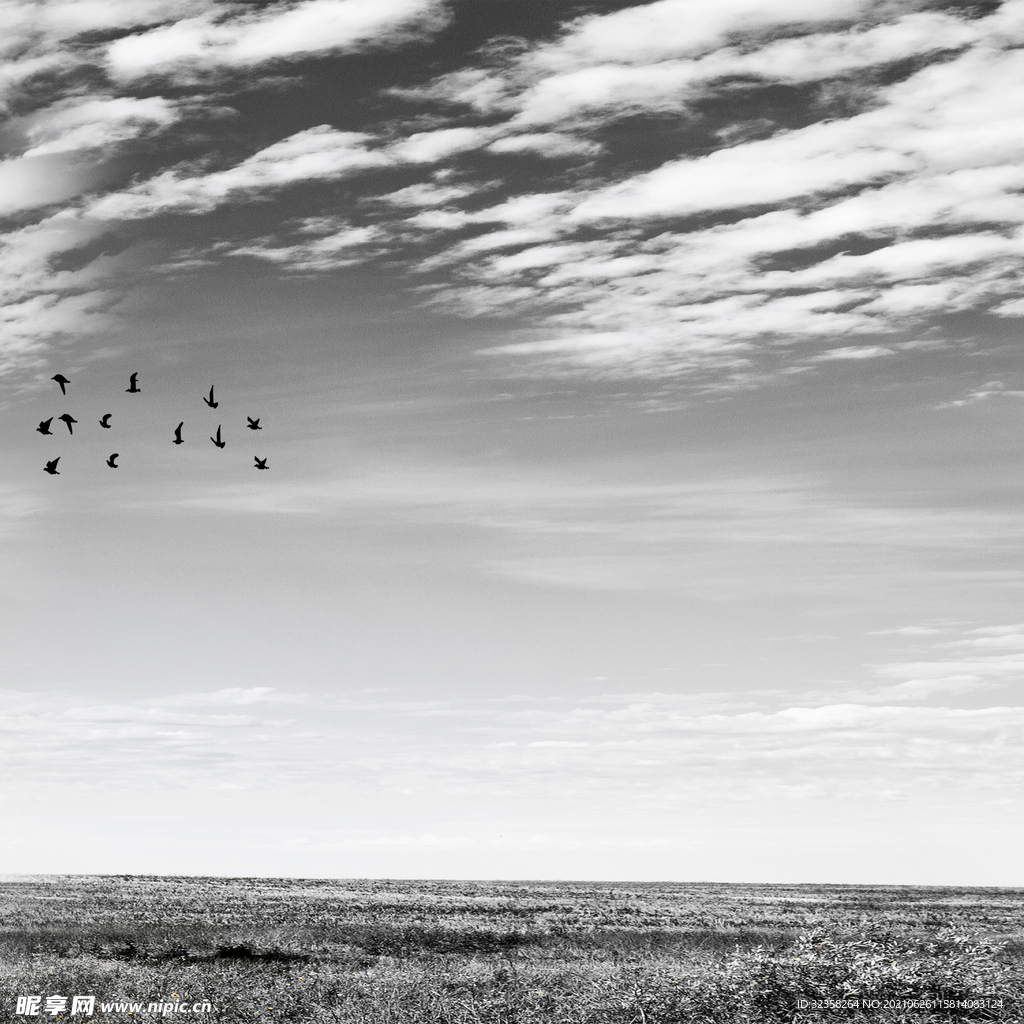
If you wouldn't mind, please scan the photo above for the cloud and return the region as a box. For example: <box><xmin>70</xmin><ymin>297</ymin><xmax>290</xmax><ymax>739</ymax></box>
<box><xmin>399</xmin><ymin>0</ymin><xmax>876</xmax><ymax>117</ymax></box>
<box><xmin>965</xmin><ymin>623</ymin><xmax>1024</xmax><ymax>636</ymax></box>
<box><xmin>17</xmin><ymin>96</ymin><xmax>180</xmax><ymax>158</ymax></box>
<box><xmin>0</xmin><ymin>212</ymin><xmax>129</xmax><ymax>375</ymax></box>
<box><xmin>486</xmin><ymin>133</ymin><xmax>602</xmax><ymax>158</ymax></box>
<box><xmin>106</xmin><ymin>0</ymin><xmax>448</xmax><ymax>80</ymax></box>
<box><xmin>848</xmin><ymin>624</ymin><xmax>1024</xmax><ymax>701</ymax></box>
<box><xmin>3</xmin><ymin>683</ymin><xmax>1020</xmax><ymax>806</ymax></box>
<box><xmin>0</xmin><ymin>2</ymin><xmax>210</xmax><ymax>112</ymax></box>
<box><xmin>530</xmin><ymin>0</ymin><xmax>871</xmax><ymax>69</ymax></box>
<box><xmin>156</xmin><ymin>687</ymin><xmax>315</xmax><ymax>707</ymax></box>
<box><xmin>496</xmin><ymin>11</ymin><xmax>980</xmax><ymax>129</ymax></box>
<box><xmin>370</xmin><ymin>3</ymin><xmax>1024</xmax><ymax>378</ymax></box>
<box><xmin>86</xmin><ymin>127</ymin><xmax>392</xmax><ymax>219</ymax></box>
<box><xmin>228</xmin><ymin>217</ymin><xmax>381</xmax><ymax>271</ymax></box>
<box><xmin>6</xmin><ymin>0</ymin><xmax>1024</xmax><ymax>382</ymax></box>
<box><xmin>374</xmin><ymin>181</ymin><xmax>483</xmax><ymax>207</ymax></box>
<box><xmin>0</xmin><ymin>96</ymin><xmax>183</xmax><ymax>217</ymax></box>
<box><xmin>388</xmin><ymin>127</ymin><xmax>496</xmax><ymax>163</ymax></box>
<box><xmin>0</xmin><ymin>156</ymin><xmax>108</xmax><ymax>217</ymax></box>
<box><xmin>133</xmin><ymin>461</ymin><xmax>1024</xmax><ymax>601</ymax></box>
<box><xmin>81</xmin><ymin>122</ymin><xmax>585</xmax><ymax>228</ymax></box>
<box><xmin>869</xmin><ymin>626</ymin><xmax>946</xmax><ymax>636</ymax></box>
<box><xmin>811</xmin><ymin>345</ymin><xmax>894</xmax><ymax>361</ymax></box>
<box><xmin>940</xmin><ymin>380</ymin><xmax>1024</xmax><ymax>408</ymax></box>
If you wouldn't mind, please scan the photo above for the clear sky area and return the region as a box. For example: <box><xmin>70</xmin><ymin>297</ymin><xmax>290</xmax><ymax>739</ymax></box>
<box><xmin>1</xmin><ymin>0</ymin><xmax>1022</xmax><ymax>884</ymax></box>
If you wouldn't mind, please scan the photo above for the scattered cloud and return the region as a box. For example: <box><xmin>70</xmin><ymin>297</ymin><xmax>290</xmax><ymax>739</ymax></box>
<box><xmin>486</xmin><ymin>133</ymin><xmax>601</xmax><ymax>159</ymax></box>
<box><xmin>228</xmin><ymin>216</ymin><xmax>382</xmax><ymax>271</ymax></box>
<box><xmin>811</xmin><ymin>345</ymin><xmax>895</xmax><ymax>361</ymax></box>
<box><xmin>2</xmin><ymin>678</ymin><xmax>1019</xmax><ymax>805</ymax></box>
<box><xmin>105</xmin><ymin>0</ymin><xmax>449</xmax><ymax>81</ymax></box>
<box><xmin>868</xmin><ymin>626</ymin><xmax>946</xmax><ymax>636</ymax></box>
<box><xmin>388</xmin><ymin>126</ymin><xmax>496</xmax><ymax>164</ymax></box>
<box><xmin>86</xmin><ymin>127</ymin><xmax>393</xmax><ymax>220</ymax></box>
<box><xmin>380</xmin><ymin>2</ymin><xmax>1024</xmax><ymax>378</ymax></box>
<box><xmin>939</xmin><ymin>380</ymin><xmax>1024</xmax><ymax>407</ymax></box>
<box><xmin>5</xmin><ymin>1</ymin><xmax>1024</xmax><ymax>381</ymax></box>
<box><xmin>132</xmin><ymin>462</ymin><xmax>1024</xmax><ymax>599</ymax></box>
<box><xmin>16</xmin><ymin>96</ymin><xmax>181</xmax><ymax>158</ymax></box>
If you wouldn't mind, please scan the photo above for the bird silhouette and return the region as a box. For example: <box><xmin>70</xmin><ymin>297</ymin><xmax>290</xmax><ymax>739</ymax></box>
<box><xmin>58</xmin><ymin>413</ymin><xmax>77</xmax><ymax>435</ymax></box>
<box><xmin>204</xmin><ymin>386</ymin><xmax>218</xmax><ymax>409</ymax></box>
<box><xmin>37</xmin><ymin>417</ymin><xmax>53</xmax><ymax>435</ymax></box>
<box><xmin>211</xmin><ymin>425</ymin><xmax>225</xmax><ymax>448</ymax></box>
<box><xmin>126</xmin><ymin>372</ymin><xmax>140</xmax><ymax>393</ymax></box>
<box><xmin>43</xmin><ymin>458</ymin><xmax>60</xmax><ymax>475</ymax></box>
<box><xmin>99</xmin><ymin>413</ymin><xmax>112</xmax><ymax>428</ymax></box>
<box><xmin>254</xmin><ymin>456</ymin><xmax>268</xmax><ymax>470</ymax></box>
<box><xmin>51</xmin><ymin>374</ymin><xmax>70</xmax><ymax>395</ymax></box>
<box><xmin>106</xmin><ymin>453</ymin><xmax>119</xmax><ymax>468</ymax></box>
<box><xmin>173</xmin><ymin>422</ymin><xmax>184</xmax><ymax>445</ymax></box>
<box><xmin>247</xmin><ymin>416</ymin><xmax>261</xmax><ymax>430</ymax></box>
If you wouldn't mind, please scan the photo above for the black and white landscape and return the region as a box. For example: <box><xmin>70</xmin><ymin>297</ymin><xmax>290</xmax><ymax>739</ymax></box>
<box><xmin>1</xmin><ymin>0</ymin><xmax>1022</xmax><ymax>893</ymax></box>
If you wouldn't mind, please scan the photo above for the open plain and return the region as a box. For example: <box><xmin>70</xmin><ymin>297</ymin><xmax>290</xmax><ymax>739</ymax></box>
<box><xmin>0</xmin><ymin>876</ymin><xmax>1021</xmax><ymax>1022</ymax></box>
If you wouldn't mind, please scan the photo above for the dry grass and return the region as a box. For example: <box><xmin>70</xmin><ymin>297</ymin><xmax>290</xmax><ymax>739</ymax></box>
<box><xmin>0</xmin><ymin>877</ymin><xmax>1021</xmax><ymax>1022</ymax></box>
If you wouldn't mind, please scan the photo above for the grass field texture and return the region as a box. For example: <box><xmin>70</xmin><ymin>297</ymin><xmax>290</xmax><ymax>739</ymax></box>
<box><xmin>0</xmin><ymin>876</ymin><xmax>1021</xmax><ymax>1022</ymax></box>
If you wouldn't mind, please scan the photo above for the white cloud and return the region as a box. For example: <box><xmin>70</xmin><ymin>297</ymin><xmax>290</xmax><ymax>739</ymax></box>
<box><xmin>0</xmin><ymin>96</ymin><xmax>183</xmax><ymax>217</ymax></box>
<box><xmin>374</xmin><ymin>181</ymin><xmax>482</xmax><ymax>207</ymax></box>
<box><xmin>86</xmin><ymin>127</ymin><xmax>392</xmax><ymax>219</ymax></box>
<box><xmin>939</xmin><ymin>381</ymin><xmax>1024</xmax><ymax>407</ymax></box>
<box><xmin>812</xmin><ymin>345</ymin><xmax>894</xmax><ymax>361</ymax></box>
<box><xmin>19</xmin><ymin>96</ymin><xmax>180</xmax><ymax>157</ymax></box>
<box><xmin>388</xmin><ymin>126</ymin><xmax>495</xmax><ymax>163</ymax></box>
<box><xmin>487</xmin><ymin>133</ymin><xmax>602</xmax><ymax>158</ymax></box>
<box><xmin>0</xmin><ymin>155</ymin><xmax>107</xmax><ymax>216</ymax></box>
<box><xmin>869</xmin><ymin>626</ymin><xmax>946</xmax><ymax>636</ymax></box>
<box><xmin>138</xmin><ymin>460</ymin><xmax>1024</xmax><ymax>601</ymax></box>
<box><xmin>32</xmin><ymin>0</ymin><xmax>210</xmax><ymax>40</ymax></box>
<box><xmin>0</xmin><ymin>55</ymin><xmax>74</xmax><ymax>111</ymax></box>
<box><xmin>2</xmin><ymin>683</ymin><xmax>1020</xmax><ymax>806</ymax></box>
<box><xmin>369</xmin><ymin>4</ymin><xmax>1024</xmax><ymax>378</ymax></box>
<box><xmin>993</xmin><ymin>296</ymin><xmax>1024</xmax><ymax>316</ymax></box>
<box><xmin>531</xmin><ymin>0</ymin><xmax>870</xmax><ymax>68</ymax></box>
<box><xmin>505</xmin><ymin>12</ymin><xmax>980</xmax><ymax>128</ymax></box>
<box><xmin>79</xmin><ymin>121</ymin><xmax>580</xmax><ymax>230</ymax></box>
<box><xmin>106</xmin><ymin>0</ymin><xmax>448</xmax><ymax>79</ymax></box>
<box><xmin>229</xmin><ymin>217</ymin><xmax>381</xmax><ymax>271</ymax></box>
<box><xmin>157</xmin><ymin>687</ymin><xmax>314</xmax><ymax>707</ymax></box>
<box><xmin>6</xmin><ymin>0</ymin><xmax>1024</xmax><ymax>381</ymax></box>
<box><xmin>844</xmin><ymin>624</ymin><xmax>1024</xmax><ymax>702</ymax></box>
<box><xmin>0</xmin><ymin>211</ymin><xmax>127</xmax><ymax>374</ymax></box>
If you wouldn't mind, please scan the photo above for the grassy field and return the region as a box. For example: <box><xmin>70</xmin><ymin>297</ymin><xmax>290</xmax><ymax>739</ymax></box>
<box><xmin>0</xmin><ymin>876</ymin><xmax>1021</xmax><ymax>1022</ymax></box>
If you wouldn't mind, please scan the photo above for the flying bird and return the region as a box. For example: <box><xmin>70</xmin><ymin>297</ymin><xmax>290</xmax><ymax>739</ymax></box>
<box><xmin>126</xmin><ymin>372</ymin><xmax>140</xmax><ymax>393</ymax></box>
<box><xmin>211</xmin><ymin>425</ymin><xmax>225</xmax><ymax>448</ymax></box>
<box><xmin>247</xmin><ymin>417</ymin><xmax>261</xmax><ymax>430</ymax></box>
<box><xmin>254</xmin><ymin>456</ymin><xmax>268</xmax><ymax>470</ymax></box>
<box><xmin>36</xmin><ymin>418</ymin><xmax>53</xmax><ymax>435</ymax></box>
<box><xmin>173</xmin><ymin>422</ymin><xmax>184</xmax><ymax>445</ymax></box>
<box><xmin>204</xmin><ymin>386</ymin><xmax>218</xmax><ymax>409</ymax></box>
<box><xmin>43</xmin><ymin>458</ymin><xmax>60</xmax><ymax>475</ymax></box>
<box><xmin>58</xmin><ymin>413</ymin><xmax>77</xmax><ymax>435</ymax></box>
<box><xmin>106</xmin><ymin>453</ymin><xmax>119</xmax><ymax>468</ymax></box>
<box><xmin>99</xmin><ymin>413</ymin><xmax>112</xmax><ymax>428</ymax></box>
<box><xmin>51</xmin><ymin>374</ymin><xmax>70</xmax><ymax>395</ymax></box>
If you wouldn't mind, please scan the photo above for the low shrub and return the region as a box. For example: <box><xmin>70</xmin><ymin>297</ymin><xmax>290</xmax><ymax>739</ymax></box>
<box><xmin>697</xmin><ymin>926</ymin><xmax>1013</xmax><ymax>1020</ymax></box>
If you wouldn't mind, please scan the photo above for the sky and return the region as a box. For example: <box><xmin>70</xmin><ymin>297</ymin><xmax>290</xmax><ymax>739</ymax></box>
<box><xmin>1</xmin><ymin>0</ymin><xmax>1022</xmax><ymax>885</ymax></box>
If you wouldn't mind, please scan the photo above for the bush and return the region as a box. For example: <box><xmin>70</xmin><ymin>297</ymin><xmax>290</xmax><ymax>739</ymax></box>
<box><xmin>702</xmin><ymin>926</ymin><xmax>1012</xmax><ymax>1020</ymax></box>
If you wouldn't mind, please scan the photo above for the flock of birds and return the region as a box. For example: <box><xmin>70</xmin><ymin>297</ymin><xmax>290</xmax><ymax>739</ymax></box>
<box><xmin>39</xmin><ymin>372</ymin><xmax>269</xmax><ymax>475</ymax></box>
